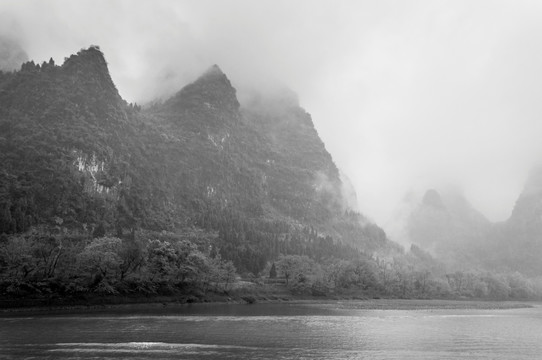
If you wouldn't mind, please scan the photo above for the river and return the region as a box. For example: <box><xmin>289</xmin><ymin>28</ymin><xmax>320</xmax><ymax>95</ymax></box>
<box><xmin>1</xmin><ymin>301</ymin><xmax>541</xmax><ymax>359</ymax></box>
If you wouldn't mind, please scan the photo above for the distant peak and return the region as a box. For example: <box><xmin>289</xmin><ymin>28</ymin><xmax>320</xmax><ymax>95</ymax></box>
<box><xmin>194</xmin><ymin>64</ymin><xmax>231</xmax><ymax>86</ymax></box>
<box><xmin>422</xmin><ymin>189</ymin><xmax>444</xmax><ymax>208</ymax></box>
<box><xmin>204</xmin><ymin>64</ymin><xmax>224</xmax><ymax>76</ymax></box>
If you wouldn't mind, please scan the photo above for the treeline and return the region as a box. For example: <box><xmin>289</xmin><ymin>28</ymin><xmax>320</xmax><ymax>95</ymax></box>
<box><xmin>1</xmin><ymin>226</ymin><xmax>541</xmax><ymax>302</ymax></box>
<box><xmin>195</xmin><ymin>208</ymin><xmax>366</xmax><ymax>275</ymax></box>
<box><xmin>269</xmin><ymin>248</ymin><xmax>542</xmax><ymax>300</ymax></box>
<box><xmin>203</xmin><ymin>208</ymin><xmax>542</xmax><ymax>301</ymax></box>
<box><xmin>0</xmin><ymin>230</ymin><xmax>236</xmax><ymax>299</ymax></box>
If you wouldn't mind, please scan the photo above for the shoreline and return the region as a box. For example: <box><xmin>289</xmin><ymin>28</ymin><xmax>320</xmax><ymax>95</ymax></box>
<box><xmin>0</xmin><ymin>295</ymin><xmax>535</xmax><ymax>316</ymax></box>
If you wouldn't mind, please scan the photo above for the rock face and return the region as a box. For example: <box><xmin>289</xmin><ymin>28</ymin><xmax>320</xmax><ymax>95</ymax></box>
<box><xmin>0</xmin><ymin>46</ymin><xmax>395</xmax><ymax>273</ymax></box>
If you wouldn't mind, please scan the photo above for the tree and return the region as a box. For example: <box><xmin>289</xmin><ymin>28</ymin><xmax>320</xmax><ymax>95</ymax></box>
<box><xmin>92</xmin><ymin>222</ymin><xmax>106</xmax><ymax>238</ymax></box>
<box><xmin>32</xmin><ymin>236</ymin><xmax>63</xmax><ymax>279</ymax></box>
<box><xmin>269</xmin><ymin>262</ymin><xmax>277</xmax><ymax>278</ymax></box>
<box><xmin>375</xmin><ymin>257</ymin><xmax>394</xmax><ymax>294</ymax></box>
<box><xmin>413</xmin><ymin>270</ymin><xmax>431</xmax><ymax>297</ymax></box>
<box><xmin>276</xmin><ymin>254</ymin><xmax>316</xmax><ymax>288</ymax></box>
<box><xmin>77</xmin><ymin>237</ymin><xmax>122</xmax><ymax>290</ymax></box>
<box><xmin>146</xmin><ymin>239</ymin><xmax>178</xmax><ymax>282</ymax></box>
<box><xmin>118</xmin><ymin>238</ymin><xmax>145</xmax><ymax>280</ymax></box>
<box><xmin>392</xmin><ymin>257</ymin><xmax>414</xmax><ymax>298</ymax></box>
<box><xmin>351</xmin><ymin>259</ymin><xmax>379</xmax><ymax>290</ymax></box>
<box><xmin>507</xmin><ymin>272</ymin><xmax>534</xmax><ymax>299</ymax></box>
<box><xmin>483</xmin><ymin>273</ymin><xmax>510</xmax><ymax>299</ymax></box>
<box><xmin>0</xmin><ymin>236</ymin><xmax>35</xmax><ymax>279</ymax></box>
<box><xmin>220</xmin><ymin>260</ymin><xmax>236</xmax><ymax>291</ymax></box>
<box><xmin>446</xmin><ymin>271</ymin><xmax>466</xmax><ymax>296</ymax></box>
<box><xmin>206</xmin><ymin>256</ymin><xmax>237</xmax><ymax>292</ymax></box>
<box><xmin>0</xmin><ymin>202</ymin><xmax>13</xmax><ymax>234</ymax></box>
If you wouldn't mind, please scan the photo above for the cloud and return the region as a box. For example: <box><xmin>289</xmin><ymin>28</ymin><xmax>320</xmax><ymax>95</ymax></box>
<box><xmin>0</xmin><ymin>35</ymin><xmax>28</xmax><ymax>71</ymax></box>
<box><xmin>1</xmin><ymin>0</ymin><xmax>542</xmax><ymax>226</ymax></box>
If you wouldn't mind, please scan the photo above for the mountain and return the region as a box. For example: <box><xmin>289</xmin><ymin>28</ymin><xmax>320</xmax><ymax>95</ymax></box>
<box><xmin>240</xmin><ymin>89</ymin><xmax>392</xmax><ymax>252</ymax></box>
<box><xmin>389</xmin><ymin>188</ymin><xmax>491</xmax><ymax>268</ymax></box>
<box><xmin>0</xmin><ymin>46</ymin><xmax>136</xmax><ymax>234</ymax></box>
<box><xmin>393</xmin><ymin>175</ymin><xmax>542</xmax><ymax>276</ymax></box>
<box><xmin>0</xmin><ymin>46</ymin><xmax>395</xmax><ymax>275</ymax></box>
<box><xmin>484</xmin><ymin>166</ymin><xmax>542</xmax><ymax>276</ymax></box>
<box><xmin>507</xmin><ymin>166</ymin><xmax>542</xmax><ymax>227</ymax></box>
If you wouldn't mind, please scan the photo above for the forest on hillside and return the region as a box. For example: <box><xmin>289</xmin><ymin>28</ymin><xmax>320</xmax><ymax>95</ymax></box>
<box><xmin>1</xmin><ymin>47</ymin><xmax>542</xmax><ymax>306</ymax></box>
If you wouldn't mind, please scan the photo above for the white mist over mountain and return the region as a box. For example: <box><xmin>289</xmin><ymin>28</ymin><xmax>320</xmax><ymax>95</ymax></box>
<box><xmin>2</xmin><ymin>0</ymin><xmax>542</xmax><ymax>226</ymax></box>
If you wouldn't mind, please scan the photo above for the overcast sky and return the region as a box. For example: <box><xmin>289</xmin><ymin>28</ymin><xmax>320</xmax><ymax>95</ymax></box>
<box><xmin>2</xmin><ymin>0</ymin><xmax>542</xmax><ymax>226</ymax></box>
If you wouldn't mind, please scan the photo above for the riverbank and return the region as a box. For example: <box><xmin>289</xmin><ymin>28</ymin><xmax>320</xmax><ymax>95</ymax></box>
<box><xmin>0</xmin><ymin>282</ymin><xmax>535</xmax><ymax>314</ymax></box>
<box><xmin>0</xmin><ymin>299</ymin><xmax>534</xmax><ymax>318</ymax></box>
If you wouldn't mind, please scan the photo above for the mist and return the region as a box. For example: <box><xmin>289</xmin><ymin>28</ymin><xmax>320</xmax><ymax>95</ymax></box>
<box><xmin>2</xmin><ymin>0</ymin><xmax>542</xmax><ymax>226</ymax></box>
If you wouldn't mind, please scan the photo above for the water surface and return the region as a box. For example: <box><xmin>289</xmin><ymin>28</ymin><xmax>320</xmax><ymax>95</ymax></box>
<box><xmin>1</xmin><ymin>301</ymin><xmax>541</xmax><ymax>359</ymax></box>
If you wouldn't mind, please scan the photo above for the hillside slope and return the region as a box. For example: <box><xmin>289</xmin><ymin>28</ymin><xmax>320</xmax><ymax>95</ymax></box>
<box><xmin>0</xmin><ymin>46</ymin><xmax>396</xmax><ymax>275</ymax></box>
<box><xmin>485</xmin><ymin>167</ymin><xmax>542</xmax><ymax>275</ymax></box>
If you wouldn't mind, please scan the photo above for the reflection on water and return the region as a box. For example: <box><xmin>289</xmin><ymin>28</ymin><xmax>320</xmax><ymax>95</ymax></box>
<box><xmin>1</xmin><ymin>302</ymin><xmax>541</xmax><ymax>359</ymax></box>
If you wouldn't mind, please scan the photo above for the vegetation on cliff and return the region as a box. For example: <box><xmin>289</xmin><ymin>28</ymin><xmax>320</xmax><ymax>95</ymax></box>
<box><xmin>1</xmin><ymin>46</ymin><xmax>541</xmax><ymax>305</ymax></box>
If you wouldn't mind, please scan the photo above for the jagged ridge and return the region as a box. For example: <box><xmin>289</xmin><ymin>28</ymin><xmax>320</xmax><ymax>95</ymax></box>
<box><xmin>0</xmin><ymin>46</ymin><xmax>396</xmax><ymax>275</ymax></box>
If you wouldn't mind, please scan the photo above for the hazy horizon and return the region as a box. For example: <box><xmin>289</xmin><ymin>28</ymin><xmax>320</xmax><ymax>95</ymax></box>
<box><xmin>2</xmin><ymin>0</ymin><xmax>541</xmax><ymax>225</ymax></box>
